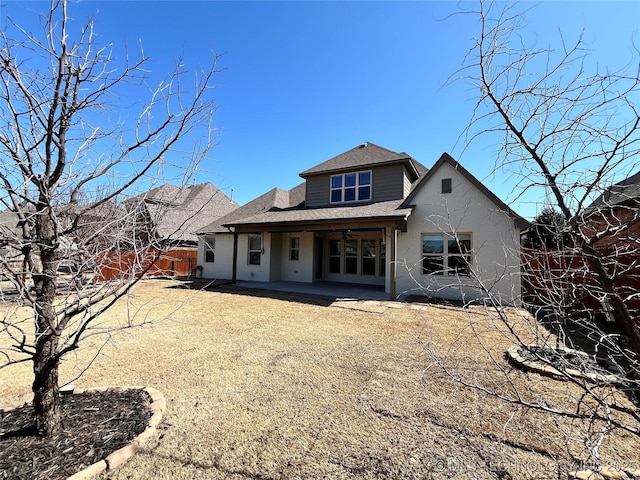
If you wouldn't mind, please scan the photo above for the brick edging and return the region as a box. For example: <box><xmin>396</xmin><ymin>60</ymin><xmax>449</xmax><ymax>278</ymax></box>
<box><xmin>65</xmin><ymin>386</ymin><xmax>167</xmax><ymax>480</ymax></box>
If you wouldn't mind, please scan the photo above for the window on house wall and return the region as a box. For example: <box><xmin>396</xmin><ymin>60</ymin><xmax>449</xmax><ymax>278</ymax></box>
<box><xmin>441</xmin><ymin>178</ymin><xmax>452</xmax><ymax>194</ymax></box>
<box><xmin>204</xmin><ymin>237</ymin><xmax>215</xmax><ymax>263</ymax></box>
<box><xmin>361</xmin><ymin>240</ymin><xmax>376</xmax><ymax>275</ymax></box>
<box><xmin>290</xmin><ymin>237</ymin><xmax>300</xmax><ymax>261</ymax></box>
<box><xmin>330</xmin><ymin>171</ymin><xmax>372</xmax><ymax>203</ymax></box>
<box><xmin>422</xmin><ymin>233</ymin><xmax>472</xmax><ymax>276</ymax></box>
<box><xmin>345</xmin><ymin>239</ymin><xmax>358</xmax><ymax>274</ymax></box>
<box><xmin>248</xmin><ymin>235</ymin><xmax>262</xmax><ymax>265</ymax></box>
<box><xmin>329</xmin><ymin>239</ymin><xmax>341</xmax><ymax>273</ymax></box>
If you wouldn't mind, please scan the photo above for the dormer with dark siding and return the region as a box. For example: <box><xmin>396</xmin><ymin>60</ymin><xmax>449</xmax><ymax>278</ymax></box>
<box><xmin>299</xmin><ymin>142</ymin><xmax>427</xmax><ymax>208</ymax></box>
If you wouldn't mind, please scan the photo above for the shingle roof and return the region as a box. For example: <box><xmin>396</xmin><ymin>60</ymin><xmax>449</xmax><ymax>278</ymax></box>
<box><xmin>198</xmin><ymin>147</ymin><xmax>523</xmax><ymax>235</ymax></box>
<box><xmin>288</xmin><ymin>182</ymin><xmax>306</xmax><ymax>208</ymax></box>
<box><xmin>131</xmin><ymin>183</ymin><xmax>238</xmax><ymax>243</ymax></box>
<box><xmin>197</xmin><ymin>187</ymin><xmax>295</xmax><ymax>234</ymax></box>
<box><xmin>586</xmin><ymin>170</ymin><xmax>640</xmax><ymax>213</ymax></box>
<box><xmin>127</xmin><ymin>184</ymin><xmax>189</xmax><ymax>207</ymax></box>
<box><xmin>224</xmin><ymin>199</ymin><xmax>413</xmax><ymax>229</ymax></box>
<box><xmin>0</xmin><ymin>210</ymin><xmax>19</xmax><ymax>241</ymax></box>
<box><xmin>299</xmin><ymin>142</ymin><xmax>426</xmax><ymax>181</ymax></box>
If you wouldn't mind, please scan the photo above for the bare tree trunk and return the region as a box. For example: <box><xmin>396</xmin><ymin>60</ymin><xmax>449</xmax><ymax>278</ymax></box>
<box><xmin>32</xmin><ymin>333</ymin><xmax>61</xmax><ymax>436</ymax></box>
<box><xmin>31</xmin><ymin>204</ymin><xmax>63</xmax><ymax>436</ymax></box>
<box><xmin>0</xmin><ymin>0</ymin><xmax>220</xmax><ymax>438</ymax></box>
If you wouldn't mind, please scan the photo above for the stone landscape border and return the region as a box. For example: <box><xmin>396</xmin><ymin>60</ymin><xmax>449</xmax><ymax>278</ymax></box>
<box><xmin>506</xmin><ymin>344</ymin><xmax>624</xmax><ymax>385</ymax></box>
<box><xmin>66</xmin><ymin>386</ymin><xmax>167</xmax><ymax>480</ymax></box>
<box><xmin>569</xmin><ymin>464</ymin><xmax>640</xmax><ymax>480</ymax></box>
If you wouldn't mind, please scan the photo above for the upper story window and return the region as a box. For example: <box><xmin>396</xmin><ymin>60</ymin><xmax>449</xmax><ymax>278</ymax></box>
<box><xmin>330</xmin><ymin>171</ymin><xmax>371</xmax><ymax>203</ymax></box>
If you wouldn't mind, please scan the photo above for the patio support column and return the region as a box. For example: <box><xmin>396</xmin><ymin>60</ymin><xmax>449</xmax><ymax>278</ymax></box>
<box><xmin>390</xmin><ymin>227</ymin><xmax>397</xmax><ymax>301</ymax></box>
<box><xmin>232</xmin><ymin>229</ymin><xmax>238</xmax><ymax>283</ymax></box>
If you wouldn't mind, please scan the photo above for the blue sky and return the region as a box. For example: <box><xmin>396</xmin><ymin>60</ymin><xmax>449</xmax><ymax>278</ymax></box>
<box><xmin>2</xmin><ymin>1</ymin><xmax>639</xmax><ymax>219</ymax></box>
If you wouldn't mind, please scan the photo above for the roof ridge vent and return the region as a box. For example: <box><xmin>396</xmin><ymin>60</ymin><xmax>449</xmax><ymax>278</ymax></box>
<box><xmin>359</xmin><ymin>142</ymin><xmax>368</xmax><ymax>148</ymax></box>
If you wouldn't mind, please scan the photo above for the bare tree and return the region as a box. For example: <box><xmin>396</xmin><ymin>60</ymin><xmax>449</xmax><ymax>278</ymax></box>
<box><xmin>416</xmin><ymin>0</ymin><xmax>640</xmax><ymax>470</ymax></box>
<box><xmin>457</xmin><ymin>0</ymin><xmax>640</xmax><ymax>357</ymax></box>
<box><xmin>0</xmin><ymin>0</ymin><xmax>221</xmax><ymax>437</ymax></box>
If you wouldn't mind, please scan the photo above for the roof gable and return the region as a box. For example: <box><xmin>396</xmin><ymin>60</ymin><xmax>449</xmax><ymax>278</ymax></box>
<box><xmin>299</xmin><ymin>142</ymin><xmax>426</xmax><ymax>181</ymax></box>
<box><xmin>403</xmin><ymin>152</ymin><xmax>529</xmax><ymax>230</ymax></box>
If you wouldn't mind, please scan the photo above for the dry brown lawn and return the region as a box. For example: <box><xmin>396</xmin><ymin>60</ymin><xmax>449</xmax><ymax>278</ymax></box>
<box><xmin>1</xmin><ymin>279</ymin><xmax>638</xmax><ymax>479</ymax></box>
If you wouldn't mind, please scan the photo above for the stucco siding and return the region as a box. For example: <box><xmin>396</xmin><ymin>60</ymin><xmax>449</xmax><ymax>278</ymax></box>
<box><xmin>236</xmin><ymin>233</ymin><xmax>271</xmax><ymax>282</ymax></box>
<box><xmin>198</xmin><ymin>234</ymin><xmax>235</xmax><ymax>280</ymax></box>
<box><xmin>279</xmin><ymin>232</ymin><xmax>315</xmax><ymax>282</ymax></box>
<box><xmin>396</xmin><ymin>162</ymin><xmax>522</xmax><ymax>304</ymax></box>
<box><xmin>270</xmin><ymin>234</ymin><xmax>282</xmax><ymax>281</ymax></box>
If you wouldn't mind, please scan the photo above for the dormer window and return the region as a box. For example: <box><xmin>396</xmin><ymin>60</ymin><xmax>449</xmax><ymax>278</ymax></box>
<box><xmin>330</xmin><ymin>171</ymin><xmax>371</xmax><ymax>203</ymax></box>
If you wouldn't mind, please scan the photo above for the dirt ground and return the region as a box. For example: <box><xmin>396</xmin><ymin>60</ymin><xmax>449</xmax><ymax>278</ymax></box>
<box><xmin>1</xmin><ymin>279</ymin><xmax>638</xmax><ymax>479</ymax></box>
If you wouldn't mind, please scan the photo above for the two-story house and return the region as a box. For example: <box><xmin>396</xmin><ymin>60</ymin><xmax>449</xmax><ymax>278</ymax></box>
<box><xmin>196</xmin><ymin>143</ymin><xmax>529</xmax><ymax>303</ymax></box>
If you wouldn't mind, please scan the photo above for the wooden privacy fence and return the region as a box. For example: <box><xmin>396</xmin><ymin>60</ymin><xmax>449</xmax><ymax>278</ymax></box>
<box><xmin>97</xmin><ymin>248</ymin><xmax>197</xmax><ymax>281</ymax></box>
<box><xmin>521</xmin><ymin>248</ymin><xmax>640</xmax><ymax>317</ymax></box>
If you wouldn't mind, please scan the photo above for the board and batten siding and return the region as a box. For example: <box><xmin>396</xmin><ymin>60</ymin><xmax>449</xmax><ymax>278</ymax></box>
<box><xmin>304</xmin><ymin>164</ymin><xmax>411</xmax><ymax>207</ymax></box>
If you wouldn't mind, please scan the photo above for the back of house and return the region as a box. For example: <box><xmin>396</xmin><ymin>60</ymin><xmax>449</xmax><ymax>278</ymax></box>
<box><xmin>197</xmin><ymin>142</ymin><xmax>528</xmax><ymax>304</ymax></box>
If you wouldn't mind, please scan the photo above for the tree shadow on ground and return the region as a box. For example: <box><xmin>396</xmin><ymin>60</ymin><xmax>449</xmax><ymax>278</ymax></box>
<box><xmin>168</xmin><ymin>278</ymin><xmax>336</xmax><ymax>308</ymax></box>
<box><xmin>529</xmin><ymin>306</ymin><xmax>639</xmax><ymax>405</ymax></box>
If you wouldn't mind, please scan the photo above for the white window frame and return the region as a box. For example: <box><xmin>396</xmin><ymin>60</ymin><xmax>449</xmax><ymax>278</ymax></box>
<box><xmin>421</xmin><ymin>233</ymin><xmax>472</xmax><ymax>276</ymax></box>
<box><xmin>248</xmin><ymin>235</ymin><xmax>262</xmax><ymax>265</ymax></box>
<box><xmin>330</xmin><ymin>170</ymin><xmax>372</xmax><ymax>204</ymax></box>
<box><xmin>204</xmin><ymin>236</ymin><xmax>215</xmax><ymax>263</ymax></box>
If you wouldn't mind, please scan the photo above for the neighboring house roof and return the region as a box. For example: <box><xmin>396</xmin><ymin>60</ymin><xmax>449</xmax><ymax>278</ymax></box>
<box><xmin>402</xmin><ymin>152</ymin><xmax>530</xmax><ymax>230</ymax></box>
<box><xmin>0</xmin><ymin>210</ymin><xmax>19</xmax><ymax>242</ymax></box>
<box><xmin>127</xmin><ymin>183</ymin><xmax>191</xmax><ymax>207</ymax></box>
<box><xmin>585</xmin><ymin>169</ymin><xmax>640</xmax><ymax>214</ymax></box>
<box><xmin>299</xmin><ymin>142</ymin><xmax>427</xmax><ymax>181</ymax></box>
<box><xmin>131</xmin><ymin>182</ymin><xmax>238</xmax><ymax>243</ymax></box>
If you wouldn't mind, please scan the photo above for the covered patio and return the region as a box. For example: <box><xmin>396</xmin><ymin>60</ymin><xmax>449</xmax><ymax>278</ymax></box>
<box><xmin>227</xmin><ymin>279</ymin><xmax>390</xmax><ymax>302</ymax></box>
